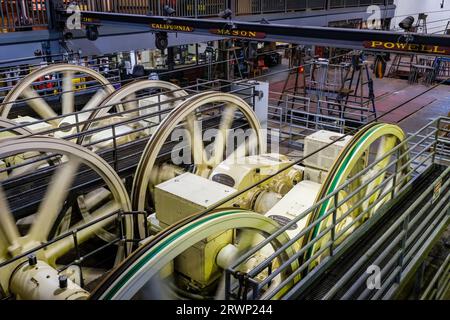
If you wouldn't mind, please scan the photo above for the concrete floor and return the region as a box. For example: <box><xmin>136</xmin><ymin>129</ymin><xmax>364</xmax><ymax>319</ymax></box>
<box><xmin>373</xmin><ymin>78</ymin><xmax>450</xmax><ymax>133</ymax></box>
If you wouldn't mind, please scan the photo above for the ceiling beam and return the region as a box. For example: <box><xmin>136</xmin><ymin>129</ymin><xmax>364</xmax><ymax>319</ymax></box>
<box><xmin>59</xmin><ymin>11</ymin><xmax>450</xmax><ymax>56</ymax></box>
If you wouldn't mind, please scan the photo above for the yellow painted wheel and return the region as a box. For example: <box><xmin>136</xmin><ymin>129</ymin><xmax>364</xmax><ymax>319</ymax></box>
<box><xmin>305</xmin><ymin>123</ymin><xmax>410</xmax><ymax>265</ymax></box>
<box><xmin>91</xmin><ymin>209</ymin><xmax>293</xmax><ymax>300</ymax></box>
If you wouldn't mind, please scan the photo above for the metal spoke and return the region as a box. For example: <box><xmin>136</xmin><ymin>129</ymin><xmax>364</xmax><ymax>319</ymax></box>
<box><xmin>0</xmin><ymin>186</ymin><xmax>21</xmax><ymax>255</ymax></box>
<box><xmin>79</xmin><ymin>188</ymin><xmax>116</xmax><ymax>242</ymax></box>
<box><xmin>9</xmin><ymin>151</ymin><xmax>47</xmax><ymax>178</ymax></box>
<box><xmin>375</xmin><ymin>136</ymin><xmax>398</xmax><ymax>165</ymax></box>
<box><xmin>0</xmin><ymin>225</ymin><xmax>9</xmax><ymax>262</ymax></box>
<box><xmin>62</xmin><ymin>71</ymin><xmax>75</xmax><ymax>115</ymax></box>
<box><xmin>226</xmin><ymin>130</ymin><xmax>259</xmax><ymax>163</ymax></box>
<box><xmin>45</xmin><ymin>200</ymin><xmax>121</xmax><ymax>263</ymax></box>
<box><xmin>55</xmin><ymin>187</ymin><xmax>111</xmax><ymax>236</ymax></box>
<box><xmin>123</xmin><ymin>92</ymin><xmax>139</xmax><ymax>118</ymax></box>
<box><xmin>83</xmin><ymin>89</ymin><xmax>109</xmax><ymax>111</ymax></box>
<box><xmin>185</xmin><ymin>113</ymin><xmax>209</xmax><ymax>170</ymax></box>
<box><xmin>21</xmin><ymin>87</ymin><xmax>59</xmax><ymax>126</ymax></box>
<box><xmin>212</xmin><ymin>104</ymin><xmax>236</xmax><ymax>166</ymax></box>
<box><xmin>28</xmin><ymin>157</ymin><xmax>80</xmax><ymax>243</ymax></box>
<box><xmin>236</xmin><ymin>229</ymin><xmax>260</xmax><ymax>252</ymax></box>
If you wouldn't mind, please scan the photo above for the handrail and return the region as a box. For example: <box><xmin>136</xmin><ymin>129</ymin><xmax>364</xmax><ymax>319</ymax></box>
<box><xmin>225</xmin><ymin>116</ymin><xmax>450</xmax><ymax>300</ymax></box>
<box><xmin>0</xmin><ymin>116</ymin><xmax>447</xmax><ymax>299</ymax></box>
<box><xmin>420</xmin><ymin>254</ymin><xmax>450</xmax><ymax>300</ymax></box>
<box><xmin>323</xmin><ymin>168</ymin><xmax>449</xmax><ymax>299</ymax></box>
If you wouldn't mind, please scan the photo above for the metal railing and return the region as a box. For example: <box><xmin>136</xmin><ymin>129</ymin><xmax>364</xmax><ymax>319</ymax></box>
<box><xmin>63</xmin><ymin>0</ymin><xmax>226</xmax><ymax>17</ymax></box>
<box><xmin>225</xmin><ymin>116</ymin><xmax>450</xmax><ymax>300</ymax></box>
<box><xmin>65</xmin><ymin>0</ymin><xmax>394</xmax><ymax>17</ymax></box>
<box><xmin>234</xmin><ymin>0</ymin><xmax>394</xmax><ymax>16</ymax></box>
<box><xmin>322</xmin><ymin>167</ymin><xmax>449</xmax><ymax>300</ymax></box>
<box><xmin>420</xmin><ymin>253</ymin><xmax>450</xmax><ymax>300</ymax></box>
<box><xmin>330</xmin><ymin>0</ymin><xmax>394</xmax><ymax>9</ymax></box>
<box><xmin>234</xmin><ymin>0</ymin><xmax>326</xmax><ymax>16</ymax></box>
<box><xmin>0</xmin><ymin>0</ymin><xmax>227</xmax><ymax>32</ymax></box>
<box><xmin>269</xmin><ymin>93</ymin><xmax>375</xmax><ymax>150</ymax></box>
<box><xmin>0</xmin><ymin>0</ymin><xmax>49</xmax><ymax>32</ymax></box>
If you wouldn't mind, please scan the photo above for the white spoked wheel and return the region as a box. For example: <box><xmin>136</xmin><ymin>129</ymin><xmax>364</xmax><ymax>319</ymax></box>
<box><xmin>0</xmin><ymin>117</ymin><xmax>33</xmax><ymax>138</ymax></box>
<box><xmin>1</xmin><ymin>64</ymin><xmax>115</xmax><ymax>136</ymax></box>
<box><xmin>90</xmin><ymin>210</ymin><xmax>294</xmax><ymax>300</ymax></box>
<box><xmin>304</xmin><ymin>123</ymin><xmax>410</xmax><ymax>266</ymax></box>
<box><xmin>0</xmin><ymin>137</ymin><xmax>133</xmax><ymax>297</ymax></box>
<box><xmin>132</xmin><ymin>91</ymin><xmax>265</xmax><ymax>215</ymax></box>
<box><xmin>78</xmin><ymin>80</ymin><xmax>188</xmax><ymax>148</ymax></box>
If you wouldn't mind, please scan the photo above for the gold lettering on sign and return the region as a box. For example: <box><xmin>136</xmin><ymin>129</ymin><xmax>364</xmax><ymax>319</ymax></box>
<box><xmin>433</xmin><ymin>46</ymin><xmax>446</xmax><ymax>54</ymax></box>
<box><xmin>150</xmin><ymin>23</ymin><xmax>194</xmax><ymax>32</ymax></box>
<box><xmin>209</xmin><ymin>29</ymin><xmax>266</xmax><ymax>39</ymax></box>
<box><xmin>364</xmin><ymin>41</ymin><xmax>450</xmax><ymax>55</ymax></box>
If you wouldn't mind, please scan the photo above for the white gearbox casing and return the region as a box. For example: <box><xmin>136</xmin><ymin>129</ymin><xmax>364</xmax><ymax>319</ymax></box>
<box><xmin>210</xmin><ymin>153</ymin><xmax>292</xmax><ymax>190</ymax></box>
<box><xmin>304</xmin><ymin>130</ymin><xmax>353</xmax><ymax>171</ymax></box>
<box><xmin>154</xmin><ymin>173</ymin><xmax>237</xmax><ymax>287</ymax></box>
<box><xmin>264</xmin><ymin>180</ymin><xmax>322</xmax><ymax>241</ymax></box>
<box><xmin>155</xmin><ymin>172</ymin><xmax>237</xmax><ymax>227</ymax></box>
<box><xmin>303</xmin><ymin>166</ymin><xmax>328</xmax><ymax>184</ymax></box>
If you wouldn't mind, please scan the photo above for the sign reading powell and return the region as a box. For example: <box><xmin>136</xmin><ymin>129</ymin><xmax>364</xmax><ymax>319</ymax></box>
<box><xmin>364</xmin><ymin>40</ymin><xmax>450</xmax><ymax>55</ymax></box>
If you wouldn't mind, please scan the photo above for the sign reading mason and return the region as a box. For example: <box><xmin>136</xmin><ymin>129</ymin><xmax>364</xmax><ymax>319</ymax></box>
<box><xmin>150</xmin><ymin>23</ymin><xmax>194</xmax><ymax>32</ymax></box>
<box><xmin>364</xmin><ymin>40</ymin><xmax>450</xmax><ymax>55</ymax></box>
<box><xmin>209</xmin><ymin>29</ymin><xmax>266</xmax><ymax>39</ymax></box>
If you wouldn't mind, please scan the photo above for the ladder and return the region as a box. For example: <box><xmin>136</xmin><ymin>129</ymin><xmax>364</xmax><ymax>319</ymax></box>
<box><xmin>219</xmin><ymin>40</ymin><xmax>243</xmax><ymax>81</ymax></box>
<box><xmin>415</xmin><ymin>13</ymin><xmax>428</xmax><ymax>34</ymax></box>
<box><xmin>276</xmin><ymin>46</ymin><xmax>306</xmax><ymax>109</ymax></box>
<box><xmin>388</xmin><ymin>54</ymin><xmax>418</xmax><ymax>79</ymax></box>
<box><xmin>337</xmin><ymin>54</ymin><xmax>376</xmax><ymax>120</ymax></box>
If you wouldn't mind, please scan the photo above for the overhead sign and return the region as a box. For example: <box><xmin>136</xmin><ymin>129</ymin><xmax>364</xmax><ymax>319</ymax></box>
<box><xmin>209</xmin><ymin>29</ymin><xmax>266</xmax><ymax>39</ymax></box>
<box><xmin>150</xmin><ymin>23</ymin><xmax>194</xmax><ymax>32</ymax></box>
<box><xmin>81</xmin><ymin>17</ymin><xmax>101</xmax><ymax>25</ymax></box>
<box><xmin>364</xmin><ymin>40</ymin><xmax>450</xmax><ymax>55</ymax></box>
